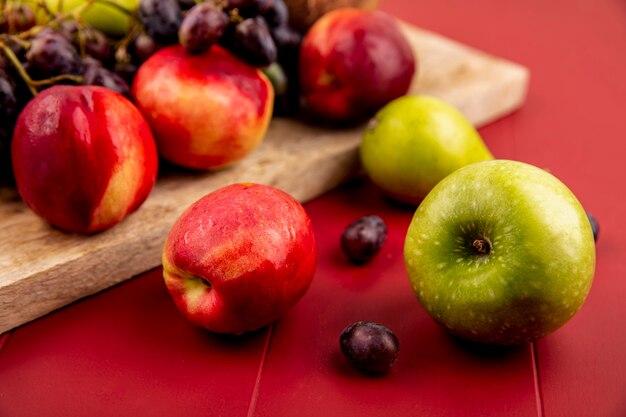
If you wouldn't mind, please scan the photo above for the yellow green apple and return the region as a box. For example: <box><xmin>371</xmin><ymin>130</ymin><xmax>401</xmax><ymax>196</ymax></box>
<box><xmin>360</xmin><ymin>95</ymin><xmax>493</xmax><ymax>205</ymax></box>
<box><xmin>404</xmin><ymin>160</ymin><xmax>596</xmax><ymax>345</ymax></box>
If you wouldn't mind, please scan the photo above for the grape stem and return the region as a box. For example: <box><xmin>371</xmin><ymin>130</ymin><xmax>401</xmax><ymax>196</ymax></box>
<box><xmin>0</xmin><ymin>40</ymin><xmax>84</xmax><ymax>96</ymax></box>
<box><xmin>0</xmin><ymin>41</ymin><xmax>38</xmax><ymax>96</ymax></box>
<box><xmin>114</xmin><ymin>24</ymin><xmax>142</xmax><ymax>65</ymax></box>
<box><xmin>30</xmin><ymin>74</ymin><xmax>84</xmax><ymax>86</ymax></box>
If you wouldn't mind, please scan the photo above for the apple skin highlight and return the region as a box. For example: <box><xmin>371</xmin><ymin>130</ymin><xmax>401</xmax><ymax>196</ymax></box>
<box><xmin>12</xmin><ymin>85</ymin><xmax>158</xmax><ymax>233</ymax></box>
<box><xmin>163</xmin><ymin>184</ymin><xmax>317</xmax><ymax>335</ymax></box>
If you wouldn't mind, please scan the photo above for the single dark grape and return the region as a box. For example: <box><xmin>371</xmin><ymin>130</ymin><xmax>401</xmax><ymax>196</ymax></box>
<box><xmin>132</xmin><ymin>32</ymin><xmax>163</xmax><ymax>63</ymax></box>
<box><xmin>587</xmin><ymin>212</ymin><xmax>599</xmax><ymax>242</ymax></box>
<box><xmin>25</xmin><ymin>28</ymin><xmax>83</xmax><ymax>78</ymax></box>
<box><xmin>0</xmin><ymin>3</ymin><xmax>36</xmax><ymax>34</ymax></box>
<box><xmin>263</xmin><ymin>0</ymin><xmax>288</xmax><ymax>27</ymax></box>
<box><xmin>340</xmin><ymin>321</ymin><xmax>399</xmax><ymax>374</ymax></box>
<box><xmin>81</xmin><ymin>28</ymin><xmax>114</xmax><ymax>66</ymax></box>
<box><xmin>233</xmin><ymin>17</ymin><xmax>277</xmax><ymax>67</ymax></box>
<box><xmin>138</xmin><ymin>0</ymin><xmax>182</xmax><ymax>45</ymax></box>
<box><xmin>340</xmin><ymin>215</ymin><xmax>387</xmax><ymax>264</ymax></box>
<box><xmin>179</xmin><ymin>3</ymin><xmax>230</xmax><ymax>54</ymax></box>
<box><xmin>82</xmin><ymin>58</ymin><xmax>130</xmax><ymax>97</ymax></box>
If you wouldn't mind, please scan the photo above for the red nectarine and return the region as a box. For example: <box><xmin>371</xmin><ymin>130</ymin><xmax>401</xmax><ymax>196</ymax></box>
<box><xmin>12</xmin><ymin>85</ymin><xmax>158</xmax><ymax>233</ymax></box>
<box><xmin>162</xmin><ymin>183</ymin><xmax>317</xmax><ymax>335</ymax></box>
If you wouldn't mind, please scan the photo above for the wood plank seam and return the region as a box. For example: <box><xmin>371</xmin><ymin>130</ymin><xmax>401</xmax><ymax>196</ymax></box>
<box><xmin>246</xmin><ymin>323</ymin><xmax>275</xmax><ymax>417</ymax></box>
<box><xmin>531</xmin><ymin>342</ymin><xmax>545</xmax><ymax>417</ymax></box>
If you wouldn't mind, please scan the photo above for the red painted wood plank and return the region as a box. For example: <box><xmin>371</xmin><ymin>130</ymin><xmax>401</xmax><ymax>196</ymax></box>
<box><xmin>0</xmin><ymin>269</ymin><xmax>268</xmax><ymax>417</ymax></box>
<box><xmin>382</xmin><ymin>0</ymin><xmax>626</xmax><ymax>415</ymax></box>
<box><xmin>251</xmin><ymin>180</ymin><xmax>539</xmax><ymax>417</ymax></box>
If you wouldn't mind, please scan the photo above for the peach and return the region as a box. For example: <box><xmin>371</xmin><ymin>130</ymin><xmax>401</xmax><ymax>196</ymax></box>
<box><xmin>299</xmin><ymin>8</ymin><xmax>416</xmax><ymax>121</ymax></box>
<box><xmin>11</xmin><ymin>85</ymin><xmax>158</xmax><ymax>233</ymax></box>
<box><xmin>132</xmin><ymin>45</ymin><xmax>274</xmax><ymax>170</ymax></box>
<box><xmin>162</xmin><ymin>183</ymin><xmax>317</xmax><ymax>335</ymax></box>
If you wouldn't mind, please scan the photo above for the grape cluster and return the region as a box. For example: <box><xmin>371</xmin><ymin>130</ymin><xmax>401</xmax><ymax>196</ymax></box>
<box><xmin>0</xmin><ymin>4</ymin><xmax>131</xmax><ymax>183</ymax></box>
<box><xmin>0</xmin><ymin>0</ymin><xmax>304</xmax><ymax>183</ymax></box>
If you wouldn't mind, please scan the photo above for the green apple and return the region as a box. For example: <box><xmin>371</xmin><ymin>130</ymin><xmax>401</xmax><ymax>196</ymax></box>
<box><xmin>404</xmin><ymin>160</ymin><xmax>595</xmax><ymax>345</ymax></box>
<box><xmin>360</xmin><ymin>95</ymin><xmax>493</xmax><ymax>205</ymax></box>
<box><xmin>40</xmin><ymin>0</ymin><xmax>138</xmax><ymax>37</ymax></box>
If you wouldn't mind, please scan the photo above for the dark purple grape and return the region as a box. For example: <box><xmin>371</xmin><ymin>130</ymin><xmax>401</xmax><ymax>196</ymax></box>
<box><xmin>271</xmin><ymin>25</ymin><xmax>301</xmax><ymax>59</ymax></box>
<box><xmin>179</xmin><ymin>3</ymin><xmax>229</xmax><ymax>54</ymax></box>
<box><xmin>340</xmin><ymin>321</ymin><xmax>399</xmax><ymax>374</ymax></box>
<box><xmin>132</xmin><ymin>32</ymin><xmax>163</xmax><ymax>63</ymax></box>
<box><xmin>263</xmin><ymin>0</ymin><xmax>288</xmax><ymax>27</ymax></box>
<box><xmin>587</xmin><ymin>212</ymin><xmax>599</xmax><ymax>242</ymax></box>
<box><xmin>138</xmin><ymin>0</ymin><xmax>182</xmax><ymax>45</ymax></box>
<box><xmin>0</xmin><ymin>70</ymin><xmax>18</xmax><ymax>123</ymax></box>
<box><xmin>81</xmin><ymin>28</ymin><xmax>114</xmax><ymax>66</ymax></box>
<box><xmin>340</xmin><ymin>215</ymin><xmax>387</xmax><ymax>264</ymax></box>
<box><xmin>82</xmin><ymin>58</ymin><xmax>130</xmax><ymax>97</ymax></box>
<box><xmin>0</xmin><ymin>69</ymin><xmax>18</xmax><ymax>184</ymax></box>
<box><xmin>59</xmin><ymin>19</ymin><xmax>79</xmax><ymax>40</ymax></box>
<box><xmin>0</xmin><ymin>3</ymin><xmax>36</xmax><ymax>33</ymax></box>
<box><xmin>25</xmin><ymin>28</ymin><xmax>83</xmax><ymax>78</ymax></box>
<box><xmin>233</xmin><ymin>17</ymin><xmax>277</xmax><ymax>67</ymax></box>
<box><xmin>114</xmin><ymin>61</ymin><xmax>138</xmax><ymax>86</ymax></box>
<box><xmin>1</xmin><ymin>36</ymin><xmax>28</xmax><ymax>63</ymax></box>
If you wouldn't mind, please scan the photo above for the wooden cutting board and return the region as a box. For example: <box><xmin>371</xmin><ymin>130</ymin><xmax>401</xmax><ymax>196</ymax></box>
<box><xmin>0</xmin><ymin>23</ymin><xmax>529</xmax><ymax>334</ymax></box>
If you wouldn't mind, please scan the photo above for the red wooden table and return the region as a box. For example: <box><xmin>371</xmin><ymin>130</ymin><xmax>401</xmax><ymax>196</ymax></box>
<box><xmin>2</xmin><ymin>1</ymin><xmax>626</xmax><ymax>416</ymax></box>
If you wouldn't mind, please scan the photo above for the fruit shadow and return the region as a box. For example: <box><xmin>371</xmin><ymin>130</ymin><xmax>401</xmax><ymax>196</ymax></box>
<box><xmin>156</xmin><ymin>158</ymin><xmax>226</xmax><ymax>180</ymax></box>
<box><xmin>329</xmin><ymin>348</ymin><xmax>393</xmax><ymax>380</ymax></box>
<box><xmin>290</xmin><ymin>111</ymin><xmax>370</xmax><ymax>131</ymax></box>
<box><xmin>334</xmin><ymin>177</ymin><xmax>421</xmax><ymax>215</ymax></box>
<box><xmin>328</xmin><ymin>249</ymin><xmax>389</xmax><ymax>292</ymax></box>
<box><xmin>446</xmin><ymin>332</ymin><xmax>526</xmax><ymax>360</ymax></box>
<box><xmin>192</xmin><ymin>324</ymin><xmax>270</xmax><ymax>352</ymax></box>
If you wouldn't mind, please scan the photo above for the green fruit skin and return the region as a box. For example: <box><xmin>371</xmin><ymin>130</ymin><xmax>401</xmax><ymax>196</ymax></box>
<box><xmin>404</xmin><ymin>160</ymin><xmax>596</xmax><ymax>345</ymax></box>
<box><xmin>360</xmin><ymin>95</ymin><xmax>493</xmax><ymax>205</ymax></box>
<box><xmin>39</xmin><ymin>0</ymin><xmax>138</xmax><ymax>37</ymax></box>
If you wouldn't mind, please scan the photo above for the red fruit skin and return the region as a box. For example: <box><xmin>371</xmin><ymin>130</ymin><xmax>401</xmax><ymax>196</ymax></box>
<box><xmin>162</xmin><ymin>183</ymin><xmax>317</xmax><ymax>335</ymax></box>
<box><xmin>132</xmin><ymin>45</ymin><xmax>274</xmax><ymax>170</ymax></box>
<box><xmin>11</xmin><ymin>85</ymin><xmax>158</xmax><ymax>233</ymax></box>
<box><xmin>299</xmin><ymin>8</ymin><xmax>416</xmax><ymax>121</ymax></box>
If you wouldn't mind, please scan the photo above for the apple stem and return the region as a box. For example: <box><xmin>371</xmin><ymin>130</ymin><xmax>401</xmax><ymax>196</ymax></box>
<box><xmin>471</xmin><ymin>237</ymin><xmax>492</xmax><ymax>256</ymax></box>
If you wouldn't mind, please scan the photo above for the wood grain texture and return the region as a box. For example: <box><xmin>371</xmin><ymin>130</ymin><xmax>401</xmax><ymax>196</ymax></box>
<box><xmin>0</xmin><ymin>23</ymin><xmax>529</xmax><ymax>334</ymax></box>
